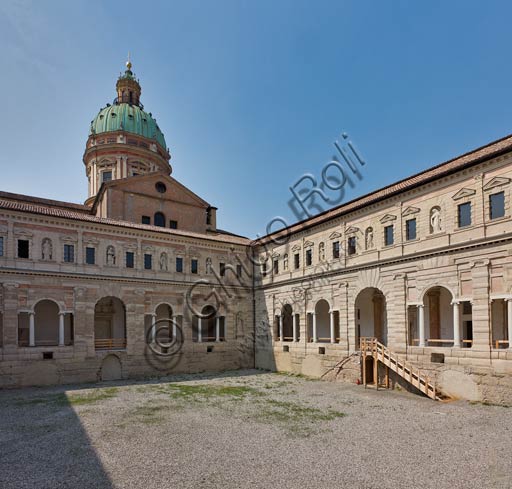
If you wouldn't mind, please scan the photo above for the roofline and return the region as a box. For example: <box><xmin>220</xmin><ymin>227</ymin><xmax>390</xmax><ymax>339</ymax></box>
<box><xmin>0</xmin><ymin>198</ymin><xmax>250</xmax><ymax>246</ymax></box>
<box><xmin>0</xmin><ymin>191</ymin><xmax>91</xmax><ymax>213</ymax></box>
<box><xmin>252</xmin><ymin>132</ymin><xmax>512</xmax><ymax>245</ymax></box>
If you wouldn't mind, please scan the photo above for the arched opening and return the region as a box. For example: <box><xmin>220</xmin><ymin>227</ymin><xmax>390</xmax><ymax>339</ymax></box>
<box><xmin>193</xmin><ymin>305</ymin><xmax>218</xmax><ymax>342</ymax></box>
<box><xmin>355</xmin><ymin>288</ymin><xmax>387</xmax><ymax>347</ymax></box>
<box><xmin>94</xmin><ymin>297</ymin><xmax>126</xmax><ymax>350</ymax></box>
<box><xmin>315</xmin><ymin>299</ymin><xmax>330</xmax><ymax>343</ymax></box>
<box><xmin>154</xmin><ymin>212</ymin><xmax>165</xmax><ymax>227</ymax></box>
<box><xmin>282</xmin><ymin>304</ymin><xmax>293</xmax><ymax>342</ymax></box>
<box><xmin>34</xmin><ymin>300</ymin><xmax>59</xmax><ymax>346</ymax></box>
<box><xmin>155</xmin><ymin>303</ymin><xmax>173</xmax><ymax>343</ymax></box>
<box><xmin>423</xmin><ymin>286</ymin><xmax>453</xmax><ymax>347</ymax></box>
<box><xmin>100</xmin><ymin>355</ymin><xmax>122</xmax><ymax>381</ymax></box>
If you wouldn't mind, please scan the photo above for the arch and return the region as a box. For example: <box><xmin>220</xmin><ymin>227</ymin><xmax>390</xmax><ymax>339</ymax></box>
<box><xmin>421</xmin><ymin>285</ymin><xmax>454</xmax><ymax>346</ymax></box>
<box><xmin>418</xmin><ymin>283</ymin><xmax>457</xmax><ymax>303</ymax></box>
<box><xmin>34</xmin><ymin>299</ymin><xmax>60</xmax><ymax>346</ymax></box>
<box><xmin>94</xmin><ymin>297</ymin><xmax>126</xmax><ymax>350</ymax></box>
<box><xmin>100</xmin><ymin>354</ymin><xmax>122</xmax><ymax>381</ymax></box>
<box><xmin>154</xmin><ymin>212</ymin><xmax>166</xmax><ymax>227</ymax></box>
<box><xmin>282</xmin><ymin>303</ymin><xmax>293</xmax><ymax>341</ymax></box>
<box><xmin>354</xmin><ymin>287</ymin><xmax>387</xmax><ymax>346</ymax></box>
<box><xmin>200</xmin><ymin>305</ymin><xmax>217</xmax><ymax>342</ymax></box>
<box><xmin>314</xmin><ymin>299</ymin><xmax>330</xmax><ymax>343</ymax></box>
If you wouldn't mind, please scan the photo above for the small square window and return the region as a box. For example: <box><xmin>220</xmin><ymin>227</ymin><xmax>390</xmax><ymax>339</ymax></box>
<box><xmin>176</xmin><ymin>257</ymin><xmax>183</xmax><ymax>273</ymax></box>
<box><xmin>0</xmin><ymin>236</ymin><xmax>4</xmax><ymax>257</ymax></box>
<box><xmin>458</xmin><ymin>202</ymin><xmax>472</xmax><ymax>228</ymax></box>
<box><xmin>332</xmin><ymin>241</ymin><xmax>340</xmax><ymax>259</ymax></box>
<box><xmin>490</xmin><ymin>191</ymin><xmax>505</xmax><ymax>220</ymax></box>
<box><xmin>347</xmin><ymin>237</ymin><xmax>356</xmax><ymax>255</ymax></box>
<box><xmin>406</xmin><ymin>218</ymin><xmax>417</xmax><ymax>241</ymax></box>
<box><xmin>141</xmin><ymin>216</ymin><xmax>151</xmax><ymax>225</ymax></box>
<box><xmin>273</xmin><ymin>259</ymin><xmax>279</xmax><ymax>275</ymax></box>
<box><xmin>126</xmin><ymin>251</ymin><xmax>135</xmax><ymax>268</ymax></box>
<box><xmin>306</xmin><ymin>249</ymin><xmax>312</xmax><ymax>266</ymax></box>
<box><xmin>294</xmin><ymin>253</ymin><xmax>300</xmax><ymax>269</ymax></box>
<box><xmin>102</xmin><ymin>171</ymin><xmax>112</xmax><ymax>183</ymax></box>
<box><xmin>191</xmin><ymin>259</ymin><xmax>198</xmax><ymax>274</ymax></box>
<box><xmin>17</xmin><ymin>239</ymin><xmax>29</xmax><ymax>259</ymax></box>
<box><xmin>85</xmin><ymin>247</ymin><xmax>96</xmax><ymax>265</ymax></box>
<box><xmin>64</xmin><ymin>244</ymin><xmax>74</xmax><ymax>263</ymax></box>
<box><xmin>220</xmin><ymin>263</ymin><xmax>226</xmax><ymax>277</ymax></box>
<box><xmin>144</xmin><ymin>254</ymin><xmax>152</xmax><ymax>270</ymax></box>
<box><xmin>384</xmin><ymin>225</ymin><xmax>394</xmax><ymax>246</ymax></box>
<box><xmin>169</xmin><ymin>220</ymin><xmax>178</xmax><ymax>229</ymax></box>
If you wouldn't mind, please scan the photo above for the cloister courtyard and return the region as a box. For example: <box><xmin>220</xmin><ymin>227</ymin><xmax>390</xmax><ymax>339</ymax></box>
<box><xmin>0</xmin><ymin>369</ymin><xmax>511</xmax><ymax>489</ymax></box>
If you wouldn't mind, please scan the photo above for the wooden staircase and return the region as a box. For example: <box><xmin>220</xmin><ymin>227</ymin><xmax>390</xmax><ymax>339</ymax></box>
<box><xmin>360</xmin><ymin>337</ymin><xmax>450</xmax><ymax>401</ymax></box>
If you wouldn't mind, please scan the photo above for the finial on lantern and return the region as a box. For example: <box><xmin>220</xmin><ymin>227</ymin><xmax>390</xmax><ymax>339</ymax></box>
<box><xmin>126</xmin><ymin>52</ymin><xmax>132</xmax><ymax>71</ymax></box>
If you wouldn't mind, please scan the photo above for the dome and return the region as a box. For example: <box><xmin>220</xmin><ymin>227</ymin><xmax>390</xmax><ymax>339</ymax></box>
<box><xmin>89</xmin><ymin>103</ymin><xmax>167</xmax><ymax>150</ymax></box>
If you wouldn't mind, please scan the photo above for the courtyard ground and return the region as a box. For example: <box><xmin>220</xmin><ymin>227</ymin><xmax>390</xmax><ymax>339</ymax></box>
<box><xmin>0</xmin><ymin>369</ymin><xmax>511</xmax><ymax>489</ymax></box>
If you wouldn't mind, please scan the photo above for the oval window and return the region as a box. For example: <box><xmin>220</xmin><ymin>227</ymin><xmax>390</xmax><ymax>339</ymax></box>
<box><xmin>155</xmin><ymin>182</ymin><xmax>167</xmax><ymax>193</ymax></box>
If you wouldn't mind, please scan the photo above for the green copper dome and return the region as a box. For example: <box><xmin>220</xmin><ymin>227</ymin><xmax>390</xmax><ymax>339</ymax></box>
<box><xmin>89</xmin><ymin>103</ymin><xmax>167</xmax><ymax>150</ymax></box>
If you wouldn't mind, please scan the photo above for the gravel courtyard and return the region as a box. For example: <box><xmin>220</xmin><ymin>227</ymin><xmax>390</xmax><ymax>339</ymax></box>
<box><xmin>0</xmin><ymin>369</ymin><xmax>511</xmax><ymax>489</ymax></box>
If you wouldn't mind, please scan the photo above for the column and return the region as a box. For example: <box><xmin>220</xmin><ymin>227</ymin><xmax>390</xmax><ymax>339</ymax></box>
<box><xmin>292</xmin><ymin>314</ymin><xmax>298</xmax><ymax>342</ymax></box>
<box><xmin>279</xmin><ymin>315</ymin><xmax>283</xmax><ymax>342</ymax></box>
<box><xmin>58</xmin><ymin>312</ymin><xmax>65</xmax><ymax>346</ymax></box>
<box><xmin>172</xmin><ymin>317</ymin><xmax>178</xmax><ymax>340</ymax></box>
<box><xmin>151</xmin><ymin>313</ymin><xmax>157</xmax><ymax>342</ymax></box>
<box><xmin>215</xmin><ymin>317</ymin><xmax>220</xmax><ymax>342</ymax></box>
<box><xmin>312</xmin><ymin>312</ymin><xmax>317</xmax><ymax>343</ymax></box>
<box><xmin>329</xmin><ymin>310</ymin><xmax>335</xmax><ymax>344</ymax></box>
<box><xmin>197</xmin><ymin>318</ymin><xmax>202</xmax><ymax>343</ymax></box>
<box><xmin>452</xmin><ymin>301</ymin><xmax>461</xmax><ymax>348</ymax></box>
<box><xmin>417</xmin><ymin>304</ymin><xmax>425</xmax><ymax>347</ymax></box>
<box><xmin>507</xmin><ymin>299</ymin><xmax>512</xmax><ymax>350</ymax></box>
<box><xmin>29</xmin><ymin>312</ymin><xmax>35</xmax><ymax>347</ymax></box>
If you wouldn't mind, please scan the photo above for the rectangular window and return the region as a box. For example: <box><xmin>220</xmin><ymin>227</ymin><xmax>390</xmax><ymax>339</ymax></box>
<box><xmin>126</xmin><ymin>251</ymin><xmax>135</xmax><ymax>268</ymax></box>
<box><xmin>0</xmin><ymin>236</ymin><xmax>3</xmax><ymax>257</ymax></box>
<box><xmin>347</xmin><ymin>237</ymin><xmax>356</xmax><ymax>255</ymax></box>
<box><xmin>332</xmin><ymin>241</ymin><xmax>340</xmax><ymax>259</ymax></box>
<box><xmin>236</xmin><ymin>264</ymin><xmax>243</xmax><ymax>278</ymax></box>
<box><xmin>458</xmin><ymin>202</ymin><xmax>472</xmax><ymax>228</ymax></box>
<box><xmin>305</xmin><ymin>249</ymin><xmax>312</xmax><ymax>266</ymax></box>
<box><xmin>262</xmin><ymin>262</ymin><xmax>267</xmax><ymax>277</ymax></box>
<box><xmin>191</xmin><ymin>259</ymin><xmax>198</xmax><ymax>274</ymax></box>
<box><xmin>294</xmin><ymin>253</ymin><xmax>300</xmax><ymax>269</ymax></box>
<box><xmin>176</xmin><ymin>257</ymin><xmax>183</xmax><ymax>273</ymax></box>
<box><xmin>169</xmin><ymin>220</ymin><xmax>178</xmax><ymax>229</ymax></box>
<box><xmin>406</xmin><ymin>218</ymin><xmax>417</xmax><ymax>241</ymax></box>
<box><xmin>384</xmin><ymin>225</ymin><xmax>394</xmax><ymax>246</ymax></box>
<box><xmin>273</xmin><ymin>259</ymin><xmax>279</xmax><ymax>275</ymax></box>
<box><xmin>102</xmin><ymin>171</ymin><xmax>112</xmax><ymax>183</ymax></box>
<box><xmin>17</xmin><ymin>239</ymin><xmax>29</xmax><ymax>259</ymax></box>
<box><xmin>63</xmin><ymin>244</ymin><xmax>75</xmax><ymax>263</ymax></box>
<box><xmin>85</xmin><ymin>247</ymin><xmax>96</xmax><ymax>265</ymax></box>
<box><xmin>490</xmin><ymin>191</ymin><xmax>505</xmax><ymax>220</ymax></box>
<box><xmin>220</xmin><ymin>263</ymin><xmax>226</xmax><ymax>277</ymax></box>
<box><xmin>144</xmin><ymin>254</ymin><xmax>152</xmax><ymax>270</ymax></box>
<box><xmin>141</xmin><ymin>216</ymin><xmax>151</xmax><ymax>225</ymax></box>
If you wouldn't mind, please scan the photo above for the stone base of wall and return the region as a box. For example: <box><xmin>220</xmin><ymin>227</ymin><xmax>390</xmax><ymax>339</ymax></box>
<box><xmin>260</xmin><ymin>345</ymin><xmax>512</xmax><ymax>406</ymax></box>
<box><xmin>0</xmin><ymin>347</ymin><xmax>254</xmax><ymax>388</ymax></box>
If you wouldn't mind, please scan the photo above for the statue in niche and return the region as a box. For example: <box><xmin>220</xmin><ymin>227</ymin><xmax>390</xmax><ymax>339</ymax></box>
<box><xmin>41</xmin><ymin>238</ymin><xmax>52</xmax><ymax>261</ymax></box>
<box><xmin>365</xmin><ymin>228</ymin><xmax>374</xmax><ymax>250</ymax></box>
<box><xmin>319</xmin><ymin>242</ymin><xmax>325</xmax><ymax>261</ymax></box>
<box><xmin>235</xmin><ymin>311</ymin><xmax>245</xmax><ymax>338</ymax></box>
<box><xmin>283</xmin><ymin>254</ymin><xmax>289</xmax><ymax>270</ymax></box>
<box><xmin>106</xmin><ymin>245</ymin><xmax>116</xmax><ymax>266</ymax></box>
<box><xmin>430</xmin><ymin>207</ymin><xmax>442</xmax><ymax>233</ymax></box>
<box><xmin>206</xmin><ymin>257</ymin><xmax>212</xmax><ymax>274</ymax></box>
<box><xmin>159</xmin><ymin>252</ymin><xmax>168</xmax><ymax>271</ymax></box>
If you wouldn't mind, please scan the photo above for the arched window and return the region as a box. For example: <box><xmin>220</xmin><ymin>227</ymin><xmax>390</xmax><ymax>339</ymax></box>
<box><xmin>154</xmin><ymin>212</ymin><xmax>165</xmax><ymax>227</ymax></box>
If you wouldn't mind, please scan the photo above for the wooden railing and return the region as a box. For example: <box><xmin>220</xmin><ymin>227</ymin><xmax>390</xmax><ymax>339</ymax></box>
<box><xmin>495</xmin><ymin>340</ymin><xmax>509</xmax><ymax>349</ymax></box>
<box><xmin>94</xmin><ymin>338</ymin><xmax>127</xmax><ymax>350</ymax></box>
<box><xmin>360</xmin><ymin>337</ymin><xmax>450</xmax><ymax>401</ymax></box>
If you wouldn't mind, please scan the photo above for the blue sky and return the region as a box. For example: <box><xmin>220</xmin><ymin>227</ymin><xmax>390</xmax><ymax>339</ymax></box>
<box><xmin>1</xmin><ymin>0</ymin><xmax>511</xmax><ymax>238</ymax></box>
